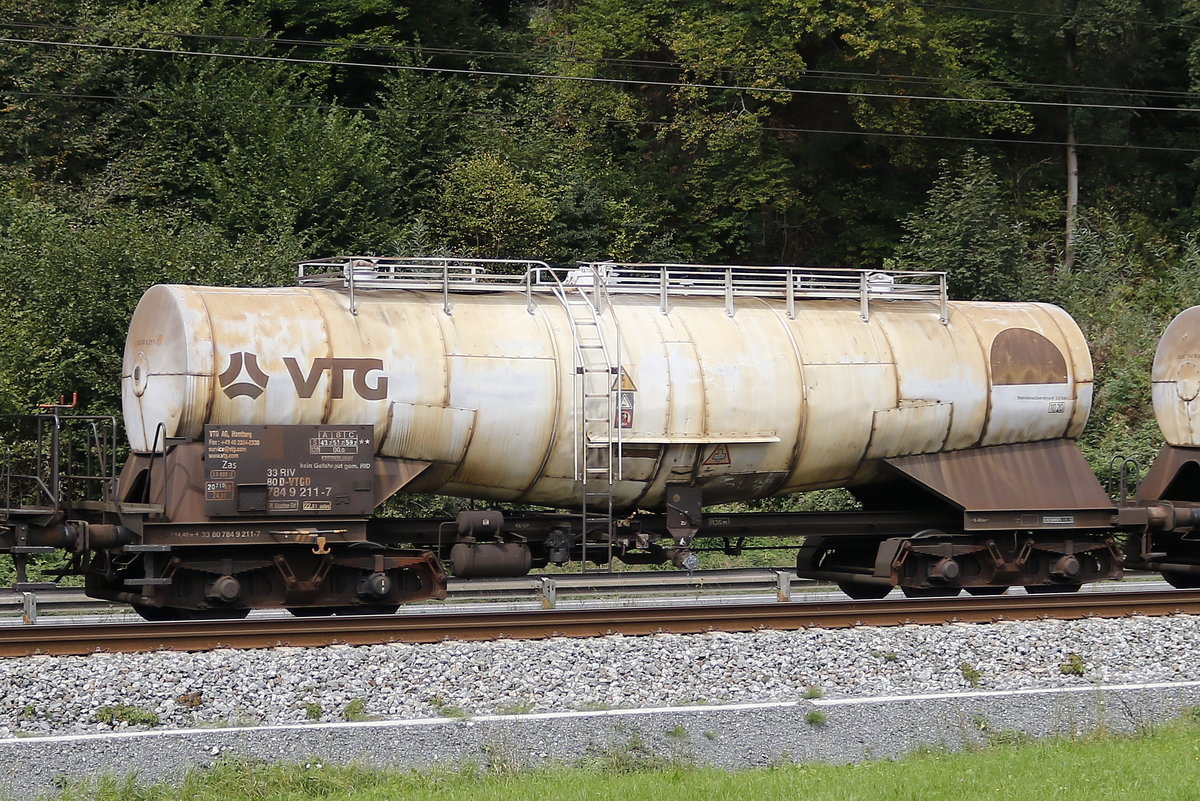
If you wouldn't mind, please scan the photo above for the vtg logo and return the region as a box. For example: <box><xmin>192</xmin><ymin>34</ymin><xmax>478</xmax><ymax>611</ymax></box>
<box><xmin>218</xmin><ymin>352</ymin><xmax>389</xmax><ymax>401</ymax></box>
<box><xmin>218</xmin><ymin>351</ymin><xmax>269</xmax><ymax>399</ymax></box>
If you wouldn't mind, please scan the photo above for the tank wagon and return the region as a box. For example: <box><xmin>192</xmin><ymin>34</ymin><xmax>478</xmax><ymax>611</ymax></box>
<box><xmin>0</xmin><ymin>257</ymin><xmax>1197</xmax><ymax>617</ymax></box>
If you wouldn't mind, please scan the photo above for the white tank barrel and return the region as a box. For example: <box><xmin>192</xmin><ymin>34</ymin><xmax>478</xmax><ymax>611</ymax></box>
<box><xmin>122</xmin><ymin>261</ymin><xmax>1093</xmax><ymax>510</ymax></box>
<box><xmin>1152</xmin><ymin>305</ymin><xmax>1200</xmax><ymax>447</ymax></box>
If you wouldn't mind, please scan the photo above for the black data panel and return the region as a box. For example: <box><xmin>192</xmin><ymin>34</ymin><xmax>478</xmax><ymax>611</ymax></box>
<box><xmin>204</xmin><ymin>424</ymin><xmax>375</xmax><ymax>516</ymax></box>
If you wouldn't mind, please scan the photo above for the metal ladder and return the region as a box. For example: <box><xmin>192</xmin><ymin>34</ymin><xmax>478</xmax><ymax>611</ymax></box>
<box><xmin>551</xmin><ymin>268</ymin><xmax>622</xmax><ymax>572</ymax></box>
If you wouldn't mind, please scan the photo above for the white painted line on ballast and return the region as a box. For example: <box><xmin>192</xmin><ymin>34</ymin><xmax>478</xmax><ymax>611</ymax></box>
<box><xmin>4</xmin><ymin>679</ymin><xmax>1200</xmax><ymax>747</ymax></box>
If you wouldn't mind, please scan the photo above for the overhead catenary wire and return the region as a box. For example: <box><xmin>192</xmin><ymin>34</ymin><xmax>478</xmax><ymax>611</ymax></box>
<box><xmin>913</xmin><ymin>1</ymin><xmax>1200</xmax><ymax>32</ymax></box>
<box><xmin>4</xmin><ymin>35</ymin><xmax>1200</xmax><ymax>116</ymax></box>
<box><xmin>7</xmin><ymin>88</ymin><xmax>1200</xmax><ymax>154</ymax></box>
<box><xmin>2</xmin><ymin>19</ymin><xmax>1198</xmax><ymax>103</ymax></box>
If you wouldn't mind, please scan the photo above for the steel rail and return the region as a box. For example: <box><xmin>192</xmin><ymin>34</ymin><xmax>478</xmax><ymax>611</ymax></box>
<box><xmin>1</xmin><ymin>589</ymin><xmax>1199</xmax><ymax>658</ymax></box>
<box><xmin>0</xmin><ymin>568</ymin><xmax>806</xmax><ymax>615</ymax></box>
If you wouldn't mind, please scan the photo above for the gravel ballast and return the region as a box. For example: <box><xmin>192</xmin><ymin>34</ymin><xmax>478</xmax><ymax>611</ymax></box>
<box><xmin>2</xmin><ymin>614</ymin><xmax>1200</xmax><ymax>797</ymax></box>
<box><xmin>2</xmin><ymin>614</ymin><xmax>1198</xmax><ymax>737</ymax></box>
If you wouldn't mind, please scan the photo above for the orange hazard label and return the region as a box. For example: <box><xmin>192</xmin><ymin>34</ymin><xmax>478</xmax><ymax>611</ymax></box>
<box><xmin>702</xmin><ymin>444</ymin><xmax>732</xmax><ymax>466</ymax></box>
<box><xmin>612</xmin><ymin>367</ymin><xmax>637</xmax><ymax>392</ymax></box>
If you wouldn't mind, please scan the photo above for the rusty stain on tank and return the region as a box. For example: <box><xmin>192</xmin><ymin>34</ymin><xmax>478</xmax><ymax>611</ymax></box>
<box><xmin>989</xmin><ymin>328</ymin><xmax>1070</xmax><ymax>385</ymax></box>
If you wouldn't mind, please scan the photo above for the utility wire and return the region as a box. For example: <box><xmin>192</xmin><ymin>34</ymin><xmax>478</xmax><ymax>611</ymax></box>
<box><xmin>914</xmin><ymin>1</ymin><xmax>1200</xmax><ymax>32</ymax></box>
<box><xmin>4</xmin><ymin>35</ymin><xmax>1200</xmax><ymax>116</ymax></box>
<box><xmin>7</xmin><ymin>88</ymin><xmax>1200</xmax><ymax>154</ymax></box>
<box><xmin>2</xmin><ymin>19</ymin><xmax>1196</xmax><ymax>102</ymax></box>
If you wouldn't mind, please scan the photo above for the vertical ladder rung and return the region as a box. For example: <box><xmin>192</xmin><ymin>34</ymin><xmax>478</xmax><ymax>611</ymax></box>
<box><xmin>556</xmin><ymin>280</ymin><xmax>618</xmax><ymax>575</ymax></box>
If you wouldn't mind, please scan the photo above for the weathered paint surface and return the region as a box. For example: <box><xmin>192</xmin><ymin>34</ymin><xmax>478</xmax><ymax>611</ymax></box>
<box><xmin>122</xmin><ymin>285</ymin><xmax>1094</xmax><ymax>510</ymax></box>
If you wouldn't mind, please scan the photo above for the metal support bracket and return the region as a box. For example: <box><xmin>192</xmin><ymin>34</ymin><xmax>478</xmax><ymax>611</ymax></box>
<box><xmin>539</xmin><ymin>576</ymin><xmax>557</xmax><ymax>609</ymax></box>
<box><xmin>775</xmin><ymin>570</ymin><xmax>792</xmax><ymax>602</ymax></box>
<box><xmin>21</xmin><ymin>592</ymin><xmax>36</xmax><ymax>625</ymax></box>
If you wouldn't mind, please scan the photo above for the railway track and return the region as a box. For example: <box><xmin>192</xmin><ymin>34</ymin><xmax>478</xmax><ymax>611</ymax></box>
<box><xmin>0</xmin><ymin>568</ymin><xmax>808</xmax><ymax>618</ymax></box>
<box><xmin>2</xmin><ymin>588</ymin><xmax>1199</xmax><ymax>658</ymax></box>
<box><xmin>0</xmin><ymin>567</ymin><xmax>1167</xmax><ymax>619</ymax></box>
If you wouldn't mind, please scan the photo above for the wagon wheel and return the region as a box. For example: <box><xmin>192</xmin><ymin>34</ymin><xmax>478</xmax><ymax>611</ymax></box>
<box><xmin>333</xmin><ymin>605</ymin><xmax>400</xmax><ymax>616</ymax></box>
<box><xmin>964</xmin><ymin>586</ymin><xmax>1009</xmax><ymax>596</ymax></box>
<box><xmin>835</xmin><ymin>581</ymin><xmax>893</xmax><ymax>600</ymax></box>
<box><xmin>133</xmin><ymin>605</ymin><xmax>250</xmax><ymax>621</ymax></box>
<box><xmin>286</xmin><ymin>606</ymin><xmax>338</xmax><ymax>617</ymax></box>
<box><xmin>1162</xmin><ymin>571</ymin><xmax>1200</xmax><ymax>590</ymax></box>
<box><xmin>1024</xmin><ymin>583</ymin><xmax>1082</xmax><ymax>594</ymax></box>
<box><xmin>900</xmin><ymin>586</ymin><xmax>961</xmax><ymax>598</ymax></box>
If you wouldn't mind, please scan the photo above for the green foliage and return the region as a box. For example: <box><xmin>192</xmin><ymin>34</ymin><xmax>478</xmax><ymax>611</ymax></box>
<box><xmin>665</xmin><ymin>725</ymin><xmax>689</xmax><ymax>741</ymax></box>
<box><xmin>959</xmin><ymin>662</ymin><xmax>983</xmax><ymax>688</ymax></box>
<box><xmin>891</xmin><ymin>150</ymin><xmax>1026</xmax><ymax>301</ymax></box>
<box><xmin>524</xmin><ymin>0</ymin><xmax>1062</xmax><ymax>263</ymax></box>
<box><xmin>427</xmin><ymin>696</ymin><xmax>470</xmax><ymax>719</ymax></box>
<box><xmin>581</xmin><ymin>732</ymin><xmax>679</xmax><ymax>774</ymax></box>
<box><xmin>1044</xmin><ymin>208</ymin><xmax>1200</xmax><ymax>471</ymax></box>
<box><xmin>95</xmin><ymin>704</ymin><xmax>160</xmax><ymax>727</ymax></box>
<box><xmin>342</xmin><ymin>698</ymin><xmax>374</xmax><ymax>722</ymax></box>
<box><xmin>0</xmin><ymin>190</ymin><xmax>298</xmax><ymax>413</ymax></box>
<box><xmin>805</xmin><ymin>710</ymin><xmax>828</xmax><ymax>727</ymax></box>
<box><xmin>431</xmin><ymin>153</ymin><xmax>555</xmax><ymax>258</ymax></box>
<box><xmin>1060</xmin><ymin>653</ymin><xmax>1087</xmax><ymax>677</ymax></box>
<box><xmin>44</xmin><ymin>707</ymin><xmax>1200</xmax><ymax>801</ymax></box>
<box><xmin>195</xmin><ymin>104</ymin><xmax>400</xmax><ymax>250</ymax></box>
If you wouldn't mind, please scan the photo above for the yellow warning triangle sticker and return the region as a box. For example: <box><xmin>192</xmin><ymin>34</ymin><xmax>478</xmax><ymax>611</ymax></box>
<box><xmin>612</xmin><ymin>367</ymin><xmax>637</xmax><ymax>392</ymax></box>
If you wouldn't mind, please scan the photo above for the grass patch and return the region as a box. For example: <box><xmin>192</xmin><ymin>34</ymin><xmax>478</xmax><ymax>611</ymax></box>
<box><xmin>959</xmin><ymin>662</ymin><xmax>983</xmax><ymax>687</ymax></box>
<box><xmin>94</xmin><ymin>705</ymin><xmax>160</xmax><ymax>728</ymax></box>
<box><xmin>43</xmin><ymin>711</ymin><xmax>1200</xmax><ymax>800</ymax></box>
<box><xmin>578</xmin><ymin>701</ymin><xmax>616</xmax><ymax>712</ymax></box>
<box><xmin>427</xmin><ymin>698</ymin><xmax>470</xmax><ymax>720</ymax></box>
<box><xmin>343</xmin><ymin>699</ymin><xmax>375</xmax><ymax>722</ymax></box>
<box><xmin>666</xmin><ymin>725</ymin><xmax>690</xmax><ymax>741</ymax></box>
<box><xmin>1060</xmin><ymin>653</ymin><xmax>1087</xmax><ymax>676</ymax></box>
